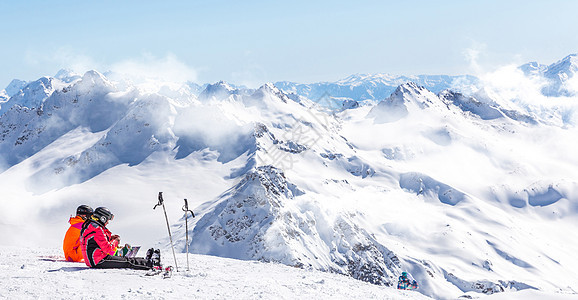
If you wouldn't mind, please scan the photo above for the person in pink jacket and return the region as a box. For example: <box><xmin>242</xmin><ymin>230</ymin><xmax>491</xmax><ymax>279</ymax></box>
<box><xmin>80</xmin><ymin>207</ymin><xmax>159</xmax><ymax>270</ymax></box>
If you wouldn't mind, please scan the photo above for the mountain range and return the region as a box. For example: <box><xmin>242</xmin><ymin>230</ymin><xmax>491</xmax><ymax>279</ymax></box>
<box><xmin>520</xmin><ymin>54</ymin><xmax>578</xmax><ymax>97</ymax></box>
<box><xmin>1</xmin><ymin>54</ymin><xmax>578</xmax><ymax>299</ymax></box>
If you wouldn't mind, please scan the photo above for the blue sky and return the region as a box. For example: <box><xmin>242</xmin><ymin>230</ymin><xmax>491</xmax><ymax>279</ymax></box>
<box><xmin>1</xmin><ymin>0</ymin><xmax>577</xmax><ymax>88</ymax></box>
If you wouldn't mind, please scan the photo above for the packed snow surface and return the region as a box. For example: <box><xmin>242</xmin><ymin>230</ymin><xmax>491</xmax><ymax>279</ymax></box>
<box><xmin>2</xmin><ymin>246</ymin><xmax>575</xmax><ymax>299</ymax></box>
<box><xmin>0</xmin><ymin>246</ymin><xmax>431</xmax><ymax>299</ymax></box>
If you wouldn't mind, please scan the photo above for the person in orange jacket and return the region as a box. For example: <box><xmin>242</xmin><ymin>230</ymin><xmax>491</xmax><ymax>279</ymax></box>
<box><xmin>63</xmin><ymin>205</ymin><xmax>93</xmax><ymax>262</ymax></box>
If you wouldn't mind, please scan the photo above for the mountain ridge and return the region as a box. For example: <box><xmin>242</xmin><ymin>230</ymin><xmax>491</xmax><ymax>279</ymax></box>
<box><xmin>1</xmin><ymin>56</ymin><xmax>578</xmax><ymax>299</ymax></box>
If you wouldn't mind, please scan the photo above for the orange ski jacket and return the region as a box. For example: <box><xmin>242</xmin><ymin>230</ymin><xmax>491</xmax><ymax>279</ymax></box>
<box><xmin>63</xmin><ymin>216</ymin><xmax>85</xmax><ymax>262</ymax></box>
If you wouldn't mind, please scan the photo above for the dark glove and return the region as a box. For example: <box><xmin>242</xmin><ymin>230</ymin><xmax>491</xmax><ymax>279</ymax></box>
<box><xmin>111</xmin><ymin>234</ymin><xmax>120</xmax><ymax>242</ymax></box>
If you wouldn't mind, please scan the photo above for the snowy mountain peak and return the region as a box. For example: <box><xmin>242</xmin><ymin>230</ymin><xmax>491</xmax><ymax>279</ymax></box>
<box><xmin>437</xmin><ymin>89</ymin><xmax>462</xmax><ymax>106</ymax></box>
<box><xmin>368</xmin><ymin>82</ymin><xmax>451</xmax><ymax>123</ymax></box>
<box><xmin>437</xmin><ymin>89</ymin><xmax>476</xmax><ymax>105</ymax></box>
<box><xmin>209</xmin><ymin>81</ymin><xmax>235</xmax><ymax>92</ymax></box>
<box><xmin>558</xmin><ymin>53</ymin><xmax>578</xmax><ymax>64</ymax></box>
<box><xmin>189</xmin><ymin>165</ymin><xmax>298</xmax><ymax>256</ymax></box>
<box><xmin>530</xmin><ymin>53</ymin><xmax>578</xmax><ymax>96</ymax></box>
<box><xmin>188</xmin><ymin>164</ymin><xmax>401</xmax><ymax>286</ymax></box>
<box><xmin>0</xmin><ymin>76</ymin><xmax>61</xmax><ymax>115</ymax></box>
<box><xmin>438</xmin><ymin>89</ymin><xmax>505</xmax><ymax>120</ymax></box>
<box><xmin>63</xmin><ymin>71</ymin><xmax>116</xmax><ymax>98</ymax></box>
<box><xmin>396</xmin><ymin>82</ymin><xmax>428</xmax><ymax>95</ymax></box>
<box><xmin>4</xmin><ymin>79</ymin><xmax>28</xmax><ymax>97</ymax></box>
<box><xmin>43</xmin><ymin>70</ymin><xmax>106</xmax><ymax>95</ymax></box>
<box><xmin>336</xmin><ymin>73</ymin><xmax>397</xmax><ymax>85</ymax></box>
<box><xmin>337</xmin><ymin>73</ymin><xmax>367</xmax><ymax>84</ymax></box>
<box><xmin>54</xmin><ymin>68</ymin><xmax>81</xmax><ymax>83</ymax></box>
<box><xmin>518</xmin><ymin>61</ymin><xmax>548</xmax><ymax>77</ymax></box>
<box><xmin>545</xmin><ymin>53</ymin><xmax>578</xmax><ymax>80</ymax></box>
<box><xmin>198</xmin><ymin>81</ymin><xmax>237</xmax><ymax>100</ymax></box>
<box><xmin>80</xmin><ymin>70</ymin><xmax>111</xmax><ymax>86</ymax></box>
<box><xmin>251</xmin><ymin>83</ymin><xmax>290</xmax><ymax>103</ymax></box>
<box><xmin>391</xmin><ymin>82</ymin><xmax>441</xmax><ymax>107</ymax></box>
<box><xmin>259</xmin><ymin>82</ymin><xmax>278</xmax><ymax>92</ymax></box>
<box><xmin>23</xmin><ymin>76</ymin><xmax>54</xmax><ymax>92</ymax></box>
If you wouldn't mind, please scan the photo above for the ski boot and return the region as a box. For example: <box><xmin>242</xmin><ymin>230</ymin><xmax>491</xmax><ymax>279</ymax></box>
<box><xmin>145</xmin><ymin>249</ymin><xmax>163</xmax><ymax>276</ymax></box>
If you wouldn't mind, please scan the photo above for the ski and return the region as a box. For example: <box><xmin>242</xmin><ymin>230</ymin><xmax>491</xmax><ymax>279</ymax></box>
<box><xmin>38</xmin><ymin>255</ymin><xmax>69</xmax><ymax>262</ymax></box>
<box><xmin>144</xmin><ymin>265</ymin><xmax>173</xmax><ymax>278</ymax></box>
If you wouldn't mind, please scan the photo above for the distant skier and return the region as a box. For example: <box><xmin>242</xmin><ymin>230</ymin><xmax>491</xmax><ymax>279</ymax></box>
<box><xmin>397</xmin><ymin>271</ymin><xmax>419</xmax><ymax>290</ymax></box>
<box><xmin>80</xmin><ymin>207</ymin><xmax>160</xmax><ymax>270</ymax></box>
<box><xmin>63</xmin><ymin>205</ymin><xmax>93</xmax><ymax>262</ymax></box>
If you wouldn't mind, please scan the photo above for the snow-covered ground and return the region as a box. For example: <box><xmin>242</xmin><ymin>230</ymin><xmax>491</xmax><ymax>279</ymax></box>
<box><xmin>0</xmin><ymin>246</ymin><xmax>430</xmax><ymax>299</ymax></box>
<box><xmin>2</xmin><ymin>246</ymin><xmax>576</xmax><ymax>299</ymax></box>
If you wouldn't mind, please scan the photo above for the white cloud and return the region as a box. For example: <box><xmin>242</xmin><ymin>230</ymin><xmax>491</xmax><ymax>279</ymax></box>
<box><xmin>24</xmin><ymin>46</ymin><xmax>102</xmax><ymax>77</ymax></box>
<box><xmin>109</xmin><ymin>53</ymin><xmax>198</xmax><ymax>83</ymax></box>
<box><xmin>480</xmin><ymin>64</ymin><xmax>547</xmax><ymax>104</ymax></box>
<box><xmin>462</xmin><ymin>42</ymin><xmax>487</xmax><ymax>75</ymax></box>
<box><xmin>564</xmin><ymin>74</ymin><xmax>578</xmax><ymax>96</ymax></box>
<box><xmin>53</xmin><ymin>48</ymin><xmax>101</xmax><ymax>74</ymax></box>
<box><xmin>231</xmin><ymin>64</ymin><xmax>268</xmax><ymax>89</ymax></box>
<box><xmin>174</xmin><ymin>103</ymin><xmax>251</xmax><ymax>147</ymax></box>
<box><xmin>24</xmin><ymin>48</ymin><xmax>198</xmax><ymax>84</ymax></box>
<box><xmin>475</xmin><ymin>61</ymin><xmax>578</xmax><ymax>126</ymax></box>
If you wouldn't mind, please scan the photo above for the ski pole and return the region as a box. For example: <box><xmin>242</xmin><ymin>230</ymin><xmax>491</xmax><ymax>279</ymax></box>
<box><xmin>182</xmin><ymin>198</ymin><xmax>195</xmax><ymax>272</ymax></box>
<box><xmin>154</xmin><ymin>192</ymin><xmax>178</xmax><ymax>272</ymax></box>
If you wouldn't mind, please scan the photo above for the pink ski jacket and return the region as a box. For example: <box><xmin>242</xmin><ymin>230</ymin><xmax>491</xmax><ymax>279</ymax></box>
<box><xmin>80</xmin><ymin>218</ymin><xmax>119</xmax><ymax>267</ymax></box>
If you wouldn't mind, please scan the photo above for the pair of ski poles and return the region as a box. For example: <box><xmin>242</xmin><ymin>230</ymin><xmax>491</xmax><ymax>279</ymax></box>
<box><xmin>154</xmin><ymin>192</ymin><xmax>195</xmax><ymax>272</ymax></box>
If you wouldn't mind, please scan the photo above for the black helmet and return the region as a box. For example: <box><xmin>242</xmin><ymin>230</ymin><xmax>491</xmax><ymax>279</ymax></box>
<box><xmin>76</xmin><ymin>205</ymin><xmax>93</xmax><ymax>216</ymax></box>
<box><xmin>93</xmin><ymin>207</ymin><xmax>114</xmax><ymax>224</ymax></box>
